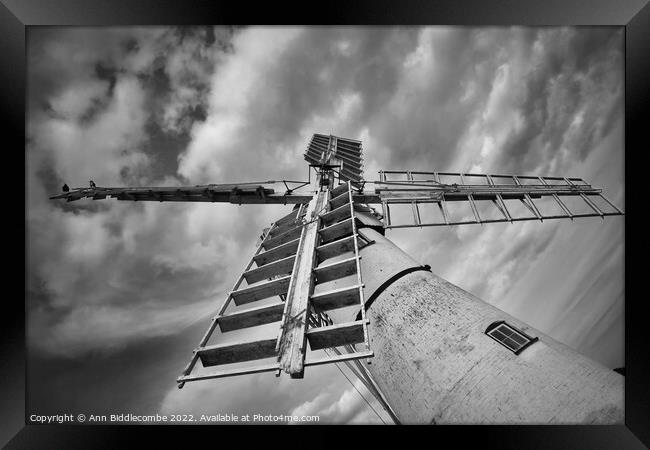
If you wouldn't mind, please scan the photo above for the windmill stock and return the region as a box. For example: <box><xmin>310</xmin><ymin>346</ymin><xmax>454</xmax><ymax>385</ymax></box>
<box><xmin>50</xmin><ymin>133</ymin><xmax>624</xmax><ymax>424</ymax></box>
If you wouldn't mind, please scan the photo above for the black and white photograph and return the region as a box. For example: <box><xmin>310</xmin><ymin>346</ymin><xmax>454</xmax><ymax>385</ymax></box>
<box><xmin>26</xmin><ymin>25</ymin><xmax>626</xmax><ymax>426</ymax></box>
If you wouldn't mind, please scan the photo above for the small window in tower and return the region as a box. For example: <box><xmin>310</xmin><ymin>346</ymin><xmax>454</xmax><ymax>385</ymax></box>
<box><xmin>485</xmin><ymin>321</ymin><xmax>538</xmax><ymax>354</ymax></box>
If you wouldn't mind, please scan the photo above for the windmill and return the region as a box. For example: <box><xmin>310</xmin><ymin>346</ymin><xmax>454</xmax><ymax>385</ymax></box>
<box><xmin>50</xmin><ymin>133</ymin><xmax>625</xmax><ymax>424</ymax></box>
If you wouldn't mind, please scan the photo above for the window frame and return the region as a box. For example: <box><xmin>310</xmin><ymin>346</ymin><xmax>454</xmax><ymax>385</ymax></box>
<box><xmin>485</xmin><ymin>320</ymin><xmax>539</xmax><ymax>355</ymax></box>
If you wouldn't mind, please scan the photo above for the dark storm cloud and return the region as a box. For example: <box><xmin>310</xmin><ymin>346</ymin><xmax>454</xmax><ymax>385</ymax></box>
<box><xmin>27</xmin><ymin>27</ymin><xmax>238</xmax><ymax>358</ymax></box>
<box><xmin>492</xmin><ymin>28</ymin><xmax>623</xmax><ymax>174</ymax></box>
<box><xmin>29</xmin><ymin>319</ymin><xmax>211</xmax><ymax>416</ymax></box>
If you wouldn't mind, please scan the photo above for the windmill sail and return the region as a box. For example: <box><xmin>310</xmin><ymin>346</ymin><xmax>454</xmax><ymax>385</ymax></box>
<box><xmin>49</xmin><ymin>182</ymin><xmax>312</xmax><ymax>204</ymax></box>
<box><xmin>373</xmin><ymin>170</ymin><xmax>623</xmax><ymax>229</ymax></box>
<box><xmin>177</xmin><ymin>182</ymin><xmax>373</xmax><ymax>386</ymax></box>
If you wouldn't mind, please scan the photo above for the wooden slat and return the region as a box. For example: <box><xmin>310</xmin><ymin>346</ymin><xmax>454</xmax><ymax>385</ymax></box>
<box><xmin>268</xmin><ymin>221</ymin><xmax>301</xmax><ymax>238</ymax></box>
<box><xmin>277</xmin><ymin>190</ymin><xmax>326</xmax><ymax>378</ymax></box>
<box><xmin>304</xmin><ymin>350</ymin><xmax>373</xmax><ymax>367</ymax></box>
<box><xmin>496</xmin><ymin>194</ymin><xmax>513</xmax><ymax>222</ymax></box>
<box><xmin>269</xmin><ymin>204</ymin><xmax>304</xmax><ymax>236</ymax></box>
<box><xmin>275</xmin><ymin>206</ymin><xmax>301</xmax><ymax>225</ymax></box>
<box><xmin>305</xmin><ymin>149</ymin><xmax>322</xmax><ymax>160</ymax></box>
<box><xmin>337</xmin><ymin>135</ymin><xmax>362</xmax><ymax>144</ymax></box>
<box><xmin>307</xmin><ymin>149</ymin><xmax>326</xmax><ymax>160</ymax></box>
<box><xmin>253</xmin><ymin>238</ymin><xmax>300</xmax><ymax>266</ymax></box>
<box><xmin>178</xmin><ymin>361</ymin><xmax>280</xmax><ymax>383</ymax></box>
<box><xmin>263</xmin><ymin>225</ymin><xmax>302</xmax><ymax>250</ymax></box>
<box><xmin>310</xmin><ymin>284</ymin><xmax>362</xmax><ymax>311</ymax></box>
<box><xmin>330</xmin><ymin>182</ymin><xmax>350</xmax><ymax>198</ymax></box>
<box><xmin>580</xmin><ymin>193</ymin><xmax>604</xmax><ymax>217</ymax></box>
<box><xmin>336</xmin><ymin>148</ymin><xmax>362</xmax><ymax>161</ymax></box>
<box><xmin>321</xmin><ymin>202</ymin><xmax>352</xmax><ymax>226</ymax></box>
<box><xmin>231</xmin><ymin>275</ymin><xmax>291</xmax><ymax>306</ymax></box>
<box><xmin>218</xmin><ymin>301</ymin><xmax>285</xmax><ymax>332</ymax></box>
<box><xmin>198</xmin><ymin>338</ymin><xmax>278</xmax><ymax>366</ymax></box>
<box><xmin>381</xmin><ymin>201</ymin><xmax>389</xmax><ymax>227</ymax></box>
<box><xmin>329</xmin><ymin>191</ymin><xmax>351</xmax><ymax>209</ymax></box>
<box><xmin>552</xmin><ymin>194</ymin><xmax>573</xmax><ymax>219</ymax></box>
<box><xmin>598</xmin><ymin>193</ymin><xmax>624</xmax><ymax>214</ymax></box>
<box><xmin>317</xmin><ymin>234</ymin><xmax>356</xmax><ymax>262</ymax></box>
<box><xmin>353</xmin><ymin>203</ymin><xmax>373</xmax><ymax>213</ymax></box>
<box><xmin>336</xmin><ymin>139</ymin><xmax>363</xmax><ymax>151</ymax></box>
<box><xmin>340</xmin><ymin>167</ymin><xmax>363</xmax><ymax>181</ymax></box>
<box><xmin>439</xmin><ymin>197</ymin><xmax>450</xmax><ymax>224</ymax></box>
<box><xmin>524</xmin><ymin>193</ymin><xmax>543</xmax><ymax>220</ymax></box>
<box><xmin>334</xmin><ymin>152</ymin><xmax>363</xmax><ymax>169</ymax></box>
<box><xmin>339</xmin><ymin>167</ymin><xmax>363</xmax><ymax>182</ymax></box>
<box><xmin>313</xmin><ymin>256</ymin><xmax>358</xmax><ymax>284</ymax></box>
<box><xmin>319</xmin><ymin>217</ymin><xmax>353</xmax><ymax>243</ymax></box>
<box><xmin>306</xmin><ymin>320</ymin><xmax>367</xmax><ymax>350</ymax></box>
<box><xmin>336</xmin><ymin>136</ymin><xmax>362</xmax><ymax>146</ymax></box>
<box><xmin>335</xmin><ymin>144</ymin><xmax>362</xmax><ymax>160</ymax></box>
<box><xmin>243</xmin><ymin>254</ymin><xmax>295</xmax><ymax>284</ymax></box>
<box><xmin>309</xmin><ymin>141</ymin><xmax>327</xmax><ymax>151</ymax></box>
<box><xmin>336</xmin><ymin>143</ymin><xmax>362</xmax><ymax>154</ymax></box>
<box><xmin>519</xmin><ymin>197</ymin><xmax>539</xmax><ymax>218</ymax></box>
<box><xmin>411</xmin><ymin>201</ymin><xmax>421</xmax><ymax>226</ymax></box>
<box><xmin>491</xmin><ymin>198</ymin><xmax>508</xmax><ymax>221</ymax></box>
<box><xmin>467</xmin><ymin>194</ymin><xmax>482</xmax><ymax>223</ymax></box>
<box><xmin>354</xmin><ymin>210</ymin><xmax>384</xmax><ymax>229</ymax></box>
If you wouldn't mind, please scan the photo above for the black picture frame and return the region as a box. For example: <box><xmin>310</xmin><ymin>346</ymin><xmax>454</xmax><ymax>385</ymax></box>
<box><xmin>4</xmin><ymin>0</ymin><xmax>648</xmax><ymax>447</ymax></box>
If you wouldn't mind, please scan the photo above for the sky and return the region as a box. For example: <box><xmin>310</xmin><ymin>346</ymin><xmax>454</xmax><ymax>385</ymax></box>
<box><xmin>26</xmin><ymin>26</ymin><xmax>624</xmax><ymax>424</ymax></box>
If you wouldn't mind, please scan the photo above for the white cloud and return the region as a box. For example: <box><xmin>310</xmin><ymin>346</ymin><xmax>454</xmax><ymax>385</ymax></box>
<box><xmin>289</xmin><ymin>378</ymin><xmax>385</xmax><ymax>424</ymax></box>
<box><xmin>31</xmin><ymin>75</ymin><xmax>150</xmax><ymax>188</ymax></box>
<box><xmin>177</xmin><ymin>27</ymin><xmax>303</xmax><ymax>183</ymax></box>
